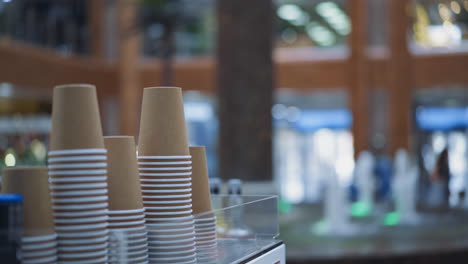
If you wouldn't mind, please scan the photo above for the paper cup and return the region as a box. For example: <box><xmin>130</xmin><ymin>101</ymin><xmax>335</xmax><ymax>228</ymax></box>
<box><xmin>22</xmin><ymin>234</ymin><xmax>57</xmax><ymax>244</ymax></box>
<box><xmin>141</xmin><ymin>183</ymin><xmax>192</xmax><ymax>188</ymax></box>
<box><xmin>1</xmin><ymin>167</ymin><xmax>55</xmax><ymax>236</ymax></box>
<box><xmin>138</xmin><ymin>87</ymin><xmax>190</xmax><ymax>156</ymax></box>
<box><xmin>52</xmin><ymin>195</ymin><xmax>108</xmax><ymax>204</ymax></box>
<box><xmin>140</xmin><ymin>177</ymin><xmax>191</xmax><ymax>183</ymax></box>
<box><xmin>137</xmin><ymin>155</ymin><xmax>191</xmax><ymax>160</ymax></box>
<box><xmin>148</xmin><ymin>241</ymin><xmax>195</xmax><ymax>250</ymax></box>
<box><xmin>108</xmin><ymin>208</ymin><xmax>145</xmax><ymax>215</ymax></box>
<box><xmin>51</xmin><ymin>189</ymin><xmax>108</xmax><ymax>197</ymax></box>
<box><xmin>49</xmin><ymin>84</ymin><xmax>104</xmax><ymax>150</ymax></box>
<box><xmin>58</xmin><ymin>242</ymin><xmax>108</xmax><ymax>252</ymax></box>
<box><xmin>108</xmin><ymin>214</ymin><xmax>145</xmax><ymax>221</ymax></box>
<box><xmin>54</xmin><ymin>215</ymin><xmax>108</xmax><ymax>224</ymax></box>
<box><xmin>48</xmin><ymin>163</ymin><xmax>107</xmax><ymax>170</ymax></box>
<box><xmin>22</xmin><ymin>240</ymin><xmax>57</xmax><ymax>251</ymax></box>
<box><xmin>104</xmin><ymin>136</ymin><xmax>144</xmax><ymax>211</ymax></box>
<box><xmin>108</xmin><ymin>219</ymin><xmax>145</xmax><ymax>227</ymax></box>
<box><xmin>53</xmin><ymin>209</ymin><xmax>108</xmax><ymax>218</ymax></box>
<box><xmin>142</xmin><ymin>199</ymin><xmax>192</xmax><ymax>205</ymax></box>
<box><xmin>58</xmin><ymin>235</ymin><xmax>108</xmax><ymax>245</ymax></box>
<box><xmin>53</xmin><ymin>202</ymin><xmax>108</xmax><ymax>211</ymax></box>
<box><xmin>189</xmin><ymin>146</ymin><xmax>213</xmax><ymax>215</ymax></box>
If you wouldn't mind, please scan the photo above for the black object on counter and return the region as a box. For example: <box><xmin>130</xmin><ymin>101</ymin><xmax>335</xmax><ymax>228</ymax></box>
<box><xmin>0</xmin><ymin>194</ymin><xmax>23</xmax><ymax>264</ymax></box>
<box><xmin>209</xmin><ymin>177</ymin><xmax>222</xmax><ymax>195</ymax></box>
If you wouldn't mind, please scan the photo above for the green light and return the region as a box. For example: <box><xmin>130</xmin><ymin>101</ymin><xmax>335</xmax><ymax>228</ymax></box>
<box><xmin>350</xmin><ymin>202</ymin><xmax>372</xmax><ymax>218</ymax></box>
<box><xmin>383</xmin><ymin>212</ymin><xmax>400</xmax><ymax>226</ymax></box>
<box><xmin>278</xmin><ymin>198</ymin><xmax>293</xmax><ymax>214</ymax></box>
<box><xmin>310</xmin><ymin>219</ymin><xmax>329</xmax><ymax>235</ymax></box>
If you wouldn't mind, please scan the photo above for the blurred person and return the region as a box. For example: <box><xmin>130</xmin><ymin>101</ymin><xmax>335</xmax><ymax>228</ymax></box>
<box><xmin>429</xmin><ymin>148</ymin><xmax>450</xmax><ymax>208</ymax></box>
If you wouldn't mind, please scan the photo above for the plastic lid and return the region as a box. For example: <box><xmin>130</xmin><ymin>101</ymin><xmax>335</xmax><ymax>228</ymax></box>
<box><xmin>0</xmin><ymin>194</ymin><xmax>23</xmax><ymax>204</ymax></box>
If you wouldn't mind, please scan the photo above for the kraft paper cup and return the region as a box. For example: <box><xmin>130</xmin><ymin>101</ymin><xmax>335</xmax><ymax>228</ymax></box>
<box><xmin>190</xmin><ymin>146</ymin><xmax>213</xmax><ymax>215</ymax></box>
<box><xmin>104</xmin><ymin>136</ymin><xmax>144</xmax><ymax>211</ymax></box>
<box><xmin>138</xmin><ymin>87</ymin><xmax>189</xmax><ymax>156</ymax></box>
<box><xmin>49</xmin><ymin>84</ymin><xmax>104</xmax><ymax>151</ymax></box>
<box><xmin>1</xmin><ymin>167</ymin><xmax>55</xmax><ymax>236</ymax></box>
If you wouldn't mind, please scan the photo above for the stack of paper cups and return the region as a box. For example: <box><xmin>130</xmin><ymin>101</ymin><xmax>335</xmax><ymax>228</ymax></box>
<box><xmin>138</xmin><ymin>87</ymin><xmax>197</xmax><ymax>264</ymax></box>
<box><xmin>2</xmin><ymin>167</ymin><xmax>58</xmax><ymax>264</ymax></box>
<box><xmin>190</xmin><ymin>147</ymin><xmax>218</xmax><ymax>263</ymax></box>
<box><xmin>48</xmin><ymin>84</ymin><xmax>109</xmax><ymax>263</ymax></box>
<box><xmin>104</xmin><ymin>136</ymin><xmax>148</xmax><ymax>264</ymax></box>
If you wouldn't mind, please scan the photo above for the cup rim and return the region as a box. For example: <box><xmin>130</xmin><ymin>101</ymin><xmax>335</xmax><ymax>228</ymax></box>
<box><xmin>140</xmin><ymin>178</ymin><xmax>191</xmax><ymax>183</ymax></box>
<box><xmin>58</xmin><ymin>235</ymin><xmax>108</xmax><ymax>244</ymax></box>
<box><xmin>108</xmin><ymin>219</ymin><xmax>146</xmax><ymax>227</ymax></box>
<box><xmin>49</xmin><ymin>170</ymin><xmax>107</xmax><ymax>176</ymax></box>
<box><xmin>21</xmin><ymin>240</ymin><xmax>57</xmax><ymax>251</ymax></box>
<box><xmin>52</xmin><ymin>195</ymin><xmax>108</xmax><ymax>203</ymax></box>
<box><xmin>22</xmin><ymin>233</ymin><xmax>57</xmax><ymax>243</ymax></box>
<box><xmin>138</xmin><ymin>155</ymin><xmax>191</xmax><ymax>160</ymax></box>
<box><xmin>52</xmin><ymin>202</ymin><xmax>108</xmax><ymax>210</ymax></box>
<box><xmin>144</xmin><ymin>204</ymin><xmax>192</xmax><ymax>210</ymax></box>
<box><xmin>51</xmin><ymin>189</ymin><xmax>108</xmax><ymax>197</ymax></box>
<box><xmin>59</xmin><ymin>249</ymin><xmax>107</xmax><ymax>258</ymax></box>
<box><xmin>141</xmin><ymin>188</ymin><xmax>191</xmax><ymax>194</ymax></box>
<box><xmin>142</xmin><ymin>199</ymin><xmax>192</xmax><ymax>204</ymax></box>
<box><xmin>50</xmin><ymin>182</ymin><xmax>108</xmax><ymax>190</ymax></box>
<box><xmin>108</xmin><ymin>208</ymin><xmax>145</xmax><ymax>214</ymax></box>
<box><xmin>139</xmin><ymin>172</ymin><xmax>191</xmax><ymax>177</ymax></box>
<box><xmin>58</xmin><ymin>242</ymin><xmax>108</xmax><ymax>252</ymax></box>
<box><xmin>55</xmin><ymin>222</ymin><xmax>108</xmax><ymax>231</ymax></box>
<box><xmin>58</xmin><ymin>255</ymin><xmax>108</xmax><ymax>264</ymax></box>
<box><xmin>145</xmin><ymin>209</ymin><xmax>192</xmax><ymax>216</ymax></box>
<box><xmin>48</xmin><ymin>149</ymin><xmax>107</xmax><ymax>156</ymax></box>
<box><xmin>21</xmin><ymin>255</ymin><xmax>57</xmax><ymax>264</ymax></box>
<box><xmin>54</xmin><ymin>215</ymin><xmax>108</xmax><ymax>224</ymax></box>
<box><xmin>108</xmin><ymin>214</ymin><xmax>145</xmax><ymax>221</ymax></box>
<box><xmin>138</xmin><ymin>167</ymin><xmax>192</xmax><ymax>171</ymax></box>
<box><xmin>49</xmin><ymin>155</ymin><xmax>107</xmax><ymax>163</ymax></box>
<box><xmin>141</xmin><ymin>183</ymin><xmax>191</xmax><ymax>188</ymax></box>
<box><xmin>48</xmin><ymin>163</ymin><xmax>107</xmax><ymax>169</ymax></box>
<box><xmin>22</xmin><ymin>248</ymin><xmax>57</xmax><ymax>258</ymax></box>
<box><xmin>147</xmin><ymin>226</ymin><xmax>194</xmax><ymax>234</ymax></box>
<box><xmin>138</xmin><ymin>161</ymin><xmax>192</xmax><ymax>165</ymax></box>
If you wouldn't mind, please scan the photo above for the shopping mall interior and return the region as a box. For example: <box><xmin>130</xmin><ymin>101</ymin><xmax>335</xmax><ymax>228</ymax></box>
<box><xmin>0</xmin><ymin>0</ymin><xmax>468</xmax><ymax>263</ymax></box>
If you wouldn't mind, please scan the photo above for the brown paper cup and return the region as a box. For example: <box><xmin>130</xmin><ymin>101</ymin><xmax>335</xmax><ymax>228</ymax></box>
<box><xmin>138</xmin><ymin>87</ymin><xmax>189</xmax><ymax>156</ymax></box>
<box><xmin>49</xmin><ymin>84</ymin><xmax>104</xmax><ymax>150</ymax></box>
<box><xmin>190</xmin><ymin>146</ymin><xmax>213</xmax><ymax>214</ymax></box>
<box><xmin>1</xmin><ymin>167</ymin><xmax>54</xmax><ymax>236</ymax></box>
<box><xmin>104</xmin><ymin>136</ymin><xmax>144</xmax><ymax>210</ymax></box>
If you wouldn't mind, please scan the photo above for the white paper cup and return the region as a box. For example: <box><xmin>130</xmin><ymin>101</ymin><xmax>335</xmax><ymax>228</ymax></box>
<box><xmin>54</xmin><ymin>215</ymin><xmax>108</xmax><ymax>224</ymax></box>
<box><xmin>48</xmin><ymin>149</ymin><xmax>107</xmax><ymax>156</ymax></box>
<box><xmin>53</xmin><ymin>202</ymin><xmax>108</xmax><ymax>210</ymax></box>
<box><xmin>22</xmin><ymin>234</ymin><xmax>57</xmax><ymax>243</ymax></box>
<box><xmin>141</xmin><ymin>188</ymin><xmax>191</xmax><ymax>194</ymax></box>
<box><xmin>138</xmin><ymin>155</ymin><xmax>191</xmax><ymax>160</ymax></box>
<box><xmin>49</xmin><ymin>182</ymin><xmax>108</xmax><ymax>190</ymax></box>
<box><xmin>51</xmin><ymin>189</ymin><xmax>108</xmax><ymax>197</ymax></box>
<box><xmin>108</xmin><ymin>208</ymin><xmax>145</xmax><ymax>215</ymax></box>
<box><xmin>49</xmin><ymin>155</ymin><xmax>107</xmax><ymax>163</ymax></box>
<box><xmin>138</xmin><ymin>161</ymin><xmax>191</xmax><ymax>166</ymax></box>
<box><xmin>139</xmin><ymin>172</ymin><xmax>191</xmax><ymax>177</ymax></box>
<box><xmin>141</xmin><ymin>183</ymin><xmax>192</xmax><ymax>188</ymax></box>
<box><xmin>48</xmin><ymin>163</ymin><xmax>107</xmax><ymax>169</ymax></box>
<box><xmin>52</xmin><ymin>195</ymin><xmax>108</xmax><ymax>203</ymax></box>
<box><xmin>22</xmin><ymin>255</ymin><xmax>58</xmax><ymax>264</ymax></box>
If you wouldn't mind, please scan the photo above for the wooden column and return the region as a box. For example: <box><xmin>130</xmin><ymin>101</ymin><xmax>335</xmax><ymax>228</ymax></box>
<box><xmin>88</xmin><ymin>0</ymin><xmax>106</xmax><ymax>58</ymax></box>
<box><xmin>348</xmin><ymin>0</ymin><xmax>369</xmax><ymax>156</ymax></box>
<box><xmin>388</xmin><ymin>0</ymin><xmax>412</xmax><ymax>154</ymax></box>
<box><xmin>117</xmin><ymin>0</ymin><xmax>141</xmax><ymax>136</ymax></box>
<box><xmin>217</xmin><ymin>0</ymin><xmax>274</xmax><ymax>181</ymax></box>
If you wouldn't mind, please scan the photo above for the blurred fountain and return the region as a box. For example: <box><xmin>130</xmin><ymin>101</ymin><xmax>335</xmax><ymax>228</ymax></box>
<box><xmin>393</xmin><ymin>149</ymin><xmax>419</xmax><ymax>224</ymax></box>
